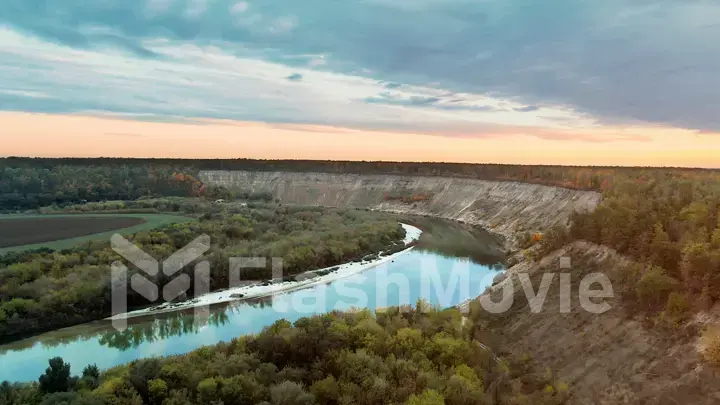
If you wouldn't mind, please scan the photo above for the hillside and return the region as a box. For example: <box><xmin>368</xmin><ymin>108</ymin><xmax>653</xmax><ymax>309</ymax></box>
<box><xmin>472</xmin><ymin>241</ymin><xmax>720</xmax><ymax>404</ymax></box>
<box><xmin>199</xmin><ymin>170</ymin><xmax>602</xmax><ymax>243</ymax></box>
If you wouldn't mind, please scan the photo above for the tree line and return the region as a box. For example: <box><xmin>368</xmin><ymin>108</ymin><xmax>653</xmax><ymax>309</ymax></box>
<box><xmin>0</xmin><ymin>201</ymin><xmax>405</xmax><ymax>342</ymax></box>
<box><xmin>0</xmin><ymin>303</ymin><xmax>568</xmax><ymax>405</ymax></box>
<box><xmin>0</xmin><ymin>159</ymin><xmax>205</xmax><ymax>211</ymax></box>
<box><xmin>4</xmin><ymin>157</ymin><xmax>720</xmax><ymax>212</ymax></box>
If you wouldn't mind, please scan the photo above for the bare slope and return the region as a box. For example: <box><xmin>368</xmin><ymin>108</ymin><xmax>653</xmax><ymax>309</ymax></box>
<box><xmin>478</xmin><ymin>241</ymin><xmax>720</xmax><ymax>405</ymax></box>
<box><xmin>200</xmin><ymin>170</ymin><xmax>601</xmax><ymax>242</ymax></box>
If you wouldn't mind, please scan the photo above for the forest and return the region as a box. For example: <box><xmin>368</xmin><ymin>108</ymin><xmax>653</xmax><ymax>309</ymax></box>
<box><xmin>0</xmin><ymin>159</ymin><xmax>204</xmax><ymax>211</ymax></box>
<box><xmin>0</xmin><ymin>304</ymin><xmax>568</xmax><ymax>405</ymax></box>
<box><xmin>3</xmin><ymin>157</ymin><xmax>719</xmax><ymax>212</ymax></box>
<box><xmin>0</xmin><ymin>201</ymin><xmax>406</xmax><ymax>342</ymax></box>
<box><xmin>515</xmin><ymin>168</ymin><xmax>720</xmax><ymax>326</ymax></box>
<box><xmin>572</xmin><ymin>171</ymin><xmax>720</xmax><ymax>315</ymax></box>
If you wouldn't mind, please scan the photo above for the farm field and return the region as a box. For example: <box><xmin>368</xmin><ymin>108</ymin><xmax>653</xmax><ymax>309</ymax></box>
<box><xmin>0</xmin><ymin>213</ymin><xmax>193</xmax><ymax>253</ymax></box>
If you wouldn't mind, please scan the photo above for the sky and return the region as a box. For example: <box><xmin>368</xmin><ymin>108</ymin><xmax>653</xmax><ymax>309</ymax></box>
<box><xmin>1</xmin><ymin>0</ymin><xmax>720</xmax><ymax>167</ymax></box>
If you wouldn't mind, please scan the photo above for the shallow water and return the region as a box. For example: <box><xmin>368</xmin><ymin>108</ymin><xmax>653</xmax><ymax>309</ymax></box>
<box><xmin>0</xmin><ymin>218</ymin><xmax>505</xmax><ymax>382</ymax></box>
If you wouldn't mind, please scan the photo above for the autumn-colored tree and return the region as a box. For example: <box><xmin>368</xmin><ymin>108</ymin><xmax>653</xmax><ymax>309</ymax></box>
<box><xmin>681</xmin><ymin>243</ymin><xmax>714</xmax><ymax>292</ymax></box>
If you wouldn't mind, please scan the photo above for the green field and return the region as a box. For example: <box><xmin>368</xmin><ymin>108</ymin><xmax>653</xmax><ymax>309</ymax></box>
<box><xmin>0</xmin><ymin>213</ymin><xmax>194</xmax><ymax>254</ymax></box>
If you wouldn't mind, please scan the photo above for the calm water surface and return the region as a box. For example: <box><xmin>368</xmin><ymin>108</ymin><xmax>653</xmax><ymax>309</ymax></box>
<box><xmin>0</xmin><ymin>218</ymin><xmax>505</xmax><ymax>382</ymax></box>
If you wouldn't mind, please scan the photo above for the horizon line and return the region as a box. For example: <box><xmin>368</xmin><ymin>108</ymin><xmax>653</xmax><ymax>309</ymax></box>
<box><xmin>2</xmin><ymin>155</ymin><xmax>719</xmax><ymax>171</ymax></box>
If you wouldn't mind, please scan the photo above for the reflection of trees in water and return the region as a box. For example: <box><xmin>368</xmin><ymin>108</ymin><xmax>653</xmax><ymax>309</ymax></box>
<box><xmin>0</xmin><ymin>337</ymin><xmax>35</xmax><ymax>355</ymax></box>
<box><xmin>0</xmin><ymin>296</ymin><xmax>280</xmax><ymax>354</ymax></box>
<box><xmin>98</xmin><ymin>295</ymin><xmax>276</xmax><ymax>350</ymax></box>
<box><xmin>406</xmin><ymin>217</ymin><xmax>506</xmax><ymax>266</ymax></box>
<box><xmin>99</xmin><ymin>311</ymin><xmax>230</xmax><ymax>350</ymax></box>
<box><xmin>0</xmin><ymin>323</ymin><xmax>104</xmax><ymax>355</ymax></box>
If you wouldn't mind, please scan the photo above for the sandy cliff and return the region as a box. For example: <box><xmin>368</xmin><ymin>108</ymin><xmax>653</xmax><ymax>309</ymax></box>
<box><xmin>199</xmin><ymin>170</ymin><xmax>602</xmax><ymax>244</ymax></box>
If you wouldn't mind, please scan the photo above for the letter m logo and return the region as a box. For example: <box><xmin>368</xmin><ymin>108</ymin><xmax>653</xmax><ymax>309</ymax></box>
<box><xmin>111</xmin><ymin>234</ymin><xmax>210</xmax><ymax>302</ymax></box>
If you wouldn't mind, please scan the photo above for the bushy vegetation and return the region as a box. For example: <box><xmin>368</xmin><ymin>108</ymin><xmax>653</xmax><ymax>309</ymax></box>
<box><xmin>702</xmin><ymin>327</ymin><xmax>720</xmax><ymax>366</ymax></box>
<box><xmin>0</xmin><ymin>202</ymin><xmax>405</xmax><ymax>342</ymax></box>
<box><xmin>0</xmin><ymin>304</ymin><xmax>568</xmax><ymax>405</ymax></box>
<box><xmin>551</xmin><ymin>170</ymin><xmax>720</xmax><ymax>320</ymax></box>
<box><xmin>0</xmin><ymin>159</ymin><xmax>206</xmax><ymax>211</ymax></box>
<box><xmin>383</xmin><ymin>192</ymin><xmax>433</xmax><ymax>205</ymax></box>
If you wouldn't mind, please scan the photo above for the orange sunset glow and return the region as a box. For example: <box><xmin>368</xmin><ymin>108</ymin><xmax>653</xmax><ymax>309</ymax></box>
<box><xmin>3</xmin><ymin>112</ymin><xmax>719</xmax><ymax>167</ymax></box>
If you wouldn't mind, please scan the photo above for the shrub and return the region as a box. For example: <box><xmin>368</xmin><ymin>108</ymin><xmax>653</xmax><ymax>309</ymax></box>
<box><xmin>406</xmin><ymin>389</ymin><xmax>445</xmax><ymax>405</ymax></box>
<box><xmin>663</xmin><ymin>292</ymin><xmax>690</xmax><ymax>320</ymax></box>
<box><xmin>147</xmin><ymin>379</ymin><xmax>168</xmax><ymax>405</ymax></box>
<box><xmin>702</xmin><ymin>327</ymin><xmax>720</xmax><ymax>366</ymax></box>
<box><xmin>635</xmin><ymin>267</ymin><xmax>680</xmax><ymax>310</ymax></box>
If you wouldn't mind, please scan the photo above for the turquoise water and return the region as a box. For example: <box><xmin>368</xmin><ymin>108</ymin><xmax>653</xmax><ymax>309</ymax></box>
<box><xmin>0</xmin><ymin>220</ymin><xmax>504</xmax><ymax>382</ymax></box>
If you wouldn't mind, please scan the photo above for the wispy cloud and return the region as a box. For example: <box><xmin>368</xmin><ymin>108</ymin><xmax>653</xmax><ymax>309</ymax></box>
<box><xmin>515</xmin><ymin>106</ymin><xmax>540</xmax><ymax>113</ymax></box>
<box><xmin>0</xmin><ymin>26</ymin><xmax>606</xmax><ymax>139</ymax></box>
<box><xmin>230</xmin><ymin>1</ymin><xmax>248</xmax><ymax>14</ymax></box>
<box><xmin>1</xmin><ymin>0</ymin><xmax>719</xmax><ymax>139</ymax></box>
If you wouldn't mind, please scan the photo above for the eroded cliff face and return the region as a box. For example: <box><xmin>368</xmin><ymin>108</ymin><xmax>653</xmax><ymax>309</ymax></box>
<box><xmin>480</xmin><ymin>242</ymin><xmax>720</xmax><ymax>405</ymax></box>
<box><xmin>200</xmin><ymin>170</ymin><xmax>602</xmax><ymax>243</ymax></box>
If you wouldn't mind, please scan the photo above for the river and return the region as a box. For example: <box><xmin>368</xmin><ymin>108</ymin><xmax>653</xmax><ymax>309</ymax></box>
<box><xmin>0</xmin><ymin>218</ymin><xmax>505</xmax><ymax>382</ymax></box>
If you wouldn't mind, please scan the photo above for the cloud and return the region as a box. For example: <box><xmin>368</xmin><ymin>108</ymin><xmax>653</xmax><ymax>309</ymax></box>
<box><xmin>308</xmin><ymin>55</ymin><xmax>327</xmax><ymax>68</ymax></box>
<box><xmin>364</xmin><ymin>94</ymin><xmax>440</xmax><ymax>106</ymax></box>
<box><xmin>269</xmin><ymin>16</ymin><xmax>298</xmax><ymax>34</ymax></box>
<box><xmin>436</xmin><ymin>104</ymin><xmax>495</xmax><ymax>112</ymax></box>
<box><xmin>1</xmin><ymin>0</ymin><xmax>719</xmax><ymax>136</ymax></box>
<box><xmin>230</xmin><ymin>1</ymin><xmax>248</xmax><ymax>14</ymax></box>
<box><xmin>2</xmin><ymin>26</ymin><xmax>587</xmax><ymax>136</ymax></box>
<box><xmin>363</xmin><ymin>92</ymin><xmax>498</xmax><ymax>112</ymax></box>
<box><xmin>514</xmin><ymin>106</ymin><xmax>540</xmax><ymax>113</ymax></box>
<box><xmin>185</xmin><ymin>0</ymin><xmax>210</xmax><ymax>18</ymax></box>
<box><xmin>146</xmin><ymin>0</ymin><xmax>176</xmax><ymax>16</ymax></box>
<box><xmin>0</xmin><ymin>89</ymin><xmax>52</xmax><ymax>99</ymax></box>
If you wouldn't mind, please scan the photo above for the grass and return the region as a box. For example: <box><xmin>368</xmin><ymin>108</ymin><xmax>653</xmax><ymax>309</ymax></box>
<box><xmin>0</xmin><ymin>213</ymin><xmax>194</xmax><ymax>254</ymax></box>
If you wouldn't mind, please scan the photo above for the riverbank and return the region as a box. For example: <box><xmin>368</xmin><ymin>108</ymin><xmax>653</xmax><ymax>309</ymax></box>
<box><xmin>108</xmin><ymin>223</ymin><xmax>422</xmax><ymax>321</ymax></box>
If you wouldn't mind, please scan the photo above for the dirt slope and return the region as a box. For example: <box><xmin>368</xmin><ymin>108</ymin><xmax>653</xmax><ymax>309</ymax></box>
<box><xmin>479</xmin><ymin>241</ymin><xmax>720</xmax><ymax>405</ymax></box>
<box><xmin>200</xmin><ymin>170</ymin><xmax>601</xmax><ymax>244</ymax></box>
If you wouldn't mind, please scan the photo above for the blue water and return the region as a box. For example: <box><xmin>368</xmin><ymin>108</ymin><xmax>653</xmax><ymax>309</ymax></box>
<box><xmin>0</xmin><ymin>248</ymin><xmax>501</xmax><ymax>382</ymax></box>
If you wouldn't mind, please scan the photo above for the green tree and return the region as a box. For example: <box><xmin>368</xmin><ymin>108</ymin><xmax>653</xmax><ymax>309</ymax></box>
<box><xmin>311</xmin><ymin>376</ymin><xmax>340</xmax><ymax>405</ymax></box>
<box><xmin>406</xmin><ymin>389</ymin><xmax>446</xmax><ymax>405</ymax></box>
<box><xmin>39</xmin><ymin>357</ymin><xmax>75</xmax><ymax>394</ymax></box>
<box><xmin>147</xmin><ymin>379</ymin><xmax>168</xmax><ymax>405</ymax></box>
<box><xmin>681</xmin><ymin>243</ymin><xmax>714</xmax><ymax>292</ymax></box>
<box><xmin>39</xmin><ymin>392</ymin><xmax>104</xmax><ymax>405</ymax></box>
<box><xmin>664</xmin><ymin>292</ymin><xmax>690</xmax><ymax>320</ymax></box>
<box><xmin>269</xmin><ymin>381</ymin><xmax>314</xmax><ymax>405</ymax></box>
<box><xmin>77</xmin><ymin>364</ymin><xmax>100</xmax><ymax>391</ymax></box>
<box><xmin>635</xmin><ymin>267</ymin><xmax>680</xmax><ymax>310</ymax></box>
<box><xmin>196</xmin><ymin>377</ymin><xmax>219</xmax><ymax>404</ymax></box>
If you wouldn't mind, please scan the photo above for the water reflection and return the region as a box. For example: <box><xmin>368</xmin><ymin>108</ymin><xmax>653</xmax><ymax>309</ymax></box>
<box><xmin>403</xmin><ymin>216</ymin><xmax>506</xmax><ymax>266</ymax></box>
<box><xmin>99</xmin><ymin>311</ymin><xmax>230</xmax><ymax>350</ymax></box>
<box><xmin>0</xmin><ymin>218</ymin><xmax>506</xmax><ymax>381</ymax></box>
<box><xmin>0</xmin><ymin>298</ymin><xmax>279</xmax><ymax>355</ymax></box>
